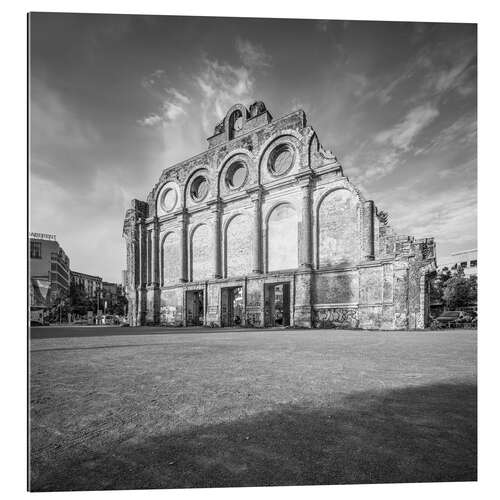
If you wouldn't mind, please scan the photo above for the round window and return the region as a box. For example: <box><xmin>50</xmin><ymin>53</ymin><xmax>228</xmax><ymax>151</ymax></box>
<box><xmin>269</xmin><ymin>144</ymin><xmax>294</xmax><ymax>175</ymax></box>
<box><xmin>226</xmin><ymin>161</ymin><xmax>247</xmax><ymax>189</ymax></box>
<box><xmin>160</xmin><ymin>188</ymin><xmax>177</xmax><ymax>212</ymax></box>
<box><xmin>190</xmin><ymin>176</ymin><xmax>209</xmax><ymax>201</ymax></box>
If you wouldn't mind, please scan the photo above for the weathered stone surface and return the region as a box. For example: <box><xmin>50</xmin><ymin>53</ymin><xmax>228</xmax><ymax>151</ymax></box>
<box><xmin>359</xmin><ymin>267</ymin><xmax>383</xmax><ymax>304</ymax></box>
<box><xmin>318</xmin><ymin>188</ymin><xmax>360</xmax><ymax>267</ymax></box>
<box><xmin>123</xmin><ymin>103</ymin><xmax>435</xmax><ymax>329</ymax></box>
<box><xmin>160</xmin><ymin>288</ymin><xmax>183</xmax><ymax>326</ymax></box>
<box><xmin>225</xmin><ymin>214</ymin><xmax>252</xmax><ymax>277</ymax></box>
<box><xmin>267</xmin><ymin>204</ymin><xmax>298</xmax><ymax>271</ymax></box>
<box><xmin>161</xmin><ymin>232</ymin><xmax>180</xmax><ymax>285</ymax></box>
<box><xmin>191</xmin><ymin>224</ymin><xmax>213</xmax><ymax>281</ymax></box>
<box><xmin>314</xmin><ymin>271</ymin><xmax>359</xmax><ymax>305</ymax></box>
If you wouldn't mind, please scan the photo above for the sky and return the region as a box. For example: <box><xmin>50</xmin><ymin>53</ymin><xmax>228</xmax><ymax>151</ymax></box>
<box><xmin>29</xmin><ymin>14</ymin><xmax>477</xmax><ymax>283</ymax></box>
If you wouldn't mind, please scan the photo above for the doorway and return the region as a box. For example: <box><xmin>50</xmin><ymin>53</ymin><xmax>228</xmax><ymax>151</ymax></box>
<box><xmin>221</xmin><ymin>286</ymin><xmax>244</xmax><ymax>327</ymax></box>
<box><xmin>264</xmin><ymin>282</ymin><xmax>291</xmax><ymax>327</ymax></box>
<box><xmin>185</xmin><ymin>289</ymin><xmax>204</xmax><ymax>326</ymax></box>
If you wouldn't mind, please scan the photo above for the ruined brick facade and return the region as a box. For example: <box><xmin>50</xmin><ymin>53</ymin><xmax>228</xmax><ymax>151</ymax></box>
<box><xmin>123</xmin><ymin>102</ymin><xmax>436</xmax><ymax>329</ymax></box>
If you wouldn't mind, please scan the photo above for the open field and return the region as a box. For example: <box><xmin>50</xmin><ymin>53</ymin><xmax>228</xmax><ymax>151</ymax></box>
<box><xmin>29</xmin><ymin>327</ymin><xmax>477</xmax><ymax>491</ymax></box>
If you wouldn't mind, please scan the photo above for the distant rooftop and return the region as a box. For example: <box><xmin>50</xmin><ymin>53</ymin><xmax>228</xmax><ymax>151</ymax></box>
<box><xmin>450</xmin><ymin>249</ymin><xmax>477</xmax><ymax>256</ymax></box>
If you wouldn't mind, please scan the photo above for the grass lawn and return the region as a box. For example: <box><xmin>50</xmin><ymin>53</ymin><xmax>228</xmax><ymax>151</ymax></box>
<box><xmin>29</xmin><ymin>327</ymin><xmax>477</xmax><ymax>491</ymax></box>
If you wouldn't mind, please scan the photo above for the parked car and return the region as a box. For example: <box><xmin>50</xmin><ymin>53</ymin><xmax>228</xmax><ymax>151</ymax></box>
<box><xmin>101</xmin><ymin>315</ymin><xmax>120</xmax><ymax>325</ymax></box>
<box><xmin>432</xmin><ymin>311</ymin><xmax>473</xmax><ymax>329</ymax></box>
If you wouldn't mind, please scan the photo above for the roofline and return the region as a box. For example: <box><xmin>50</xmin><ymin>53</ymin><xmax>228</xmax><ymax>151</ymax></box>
<box><xmin>70</xmin><ymin>271</ymin><xmax>103</xmax><ymax>281</ymax></box>
<box><xmin>450</xmin><ymin>249</ymin><xmax>477</xmax><ymax>256</ymax></box>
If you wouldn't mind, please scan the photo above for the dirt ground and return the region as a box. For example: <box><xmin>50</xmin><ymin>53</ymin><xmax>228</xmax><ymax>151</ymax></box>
<box><xmin>29</xmin><ymin>327</ymin><xmax>477</xmax><ymax>491</ymax></box>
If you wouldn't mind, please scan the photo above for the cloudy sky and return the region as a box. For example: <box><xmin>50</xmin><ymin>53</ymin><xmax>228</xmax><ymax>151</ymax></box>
<box><xmin>29</xmin><ymin>14</ymin><xmax>476</xmax><ymax>282</ymax></box>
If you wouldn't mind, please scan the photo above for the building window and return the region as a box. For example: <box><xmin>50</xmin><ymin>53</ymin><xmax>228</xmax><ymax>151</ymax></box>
<box><xmin>190</xmin><ymin>176</ymin><xmax>209</xmax><ymax>202</ymax></box>
<box><xmin>470</xmin><ymin>260</ymin><xmax>477</xmax><ymax>267</ymax></box>
<box><xmin>268</xmin><ymin>144</ymin><xmax>294</xmax><ymax>176</ymax></box>
<box><xmin>226</xmin><ymin>161</ymin><xmax>247</xmax><ymax>190</ymax></box>
<box><xmin>30</xmin><ymin>241</ymin><xmax>42</xmax><ymax>259</ymax></box>
<box><xmin>460</xmin><ymin>261</ymin><xmax>468</xmax><ymax>268</ymax></box>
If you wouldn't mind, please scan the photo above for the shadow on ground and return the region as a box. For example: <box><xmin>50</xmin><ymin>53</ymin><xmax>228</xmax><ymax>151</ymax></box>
<box><xmin>30</xmin><ymin>381</ymin><xmax>476</xmax><ymax>491</ymax></box>
<box><xmin>29</xmin><ymin>326</ymin><xmax>261</xmax><ymax>339</ymax></box>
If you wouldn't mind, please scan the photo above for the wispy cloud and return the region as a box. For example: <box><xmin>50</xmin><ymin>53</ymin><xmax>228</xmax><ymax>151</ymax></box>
<box><xmin>235</xmin><ymin>37</ymin><xmax>272</xmax><ymax>69</ymax></box>
<box><xmin>195</xmin><ymin>58</ymin><xmax>254</xmax><ymax>132</ymax></box>
<box><xmin>353</xmin><ymin>33</ymin><xmax>475</xmax><ymax>110</ymax></box>
<box><xmin>425</xmin><ymin>55</ymin><xmax>476</xmax><ymax>97</ymax></box>
<box><xmin>390</xmin><ymin>182</ymin><xmax>477</xmax><ymax>263</ymax></box>
<box><xmin>31</xmin><ymin>78</ymin><xmax>99</xmax><ymax>151</ymax></box>
<box><xmin>345</xmin><ymin>104</ymin><xmax>440</xmax><ymax>182</ymax></box>
<box><xmin>415</xmin><ymin>112</ymin><xmax>476</xmax><ymax>155</ymax></box>
<box><xmin>165</xmin><ymin>87</ymin><xmax>191</xmax><ymax>105</ymax></box>
<box><xmin>375</xmin><ymin>103</ymin><xmax>439</xmax><ymax>151</ymax></box>
<box><xmin>139</xmin><ymin>37</ymin><xmax>270</xmax><ymax>133</ymax></box>
<box><xmin>138</xmin><ymin>70</ymin><xmax>191</xmax><ymax>127</ymax></box>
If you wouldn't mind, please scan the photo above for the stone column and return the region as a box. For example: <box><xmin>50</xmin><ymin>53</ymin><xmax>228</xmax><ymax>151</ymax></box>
<box><xmin>179</xmin><ymin>210</ymin><xmax>188</xmax><ymax>282</ymax></box>
<box><xmin>210</xmin><ymin>200</ymin><xmax>222</xmax><ymax>279</ymax></box>
<box><xmin>363</xmin><ymin>200</ymin><xmax>375</xmax><ymax>261</ymax></box>
<box><xmin>298</xmin><ymin>174</ymin><xmax>313</xmax><ymax>269</ymax></box>
<box><xmin>151</xmin><ymin>217</ymin><xmax>159</xmax><ymax>286</ymax></box>
<box><xmin>146</xmin><ymin>229</ymin><xmax>152</xmax><ymax>285</ymax></box>
<box><xmin>151</xmin><ymin>217</ymin><xmax>160</xmax><ymax>324</ymax></box>
<box><xmin>138</xmin><ymin>220</ymin><xmax>145</xmax><ymax>287</ymax></box>
<box><xmin>249</xmin><ymin>188</ymin><xmax>263</xmax><ymax>274</ymax></box>
<box><xmin>137</xmin><ymin>218</ymin><xmax>146</xmax><ymax>325</ymax></box>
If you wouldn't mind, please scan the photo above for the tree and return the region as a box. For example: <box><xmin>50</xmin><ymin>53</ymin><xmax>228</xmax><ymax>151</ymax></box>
<box><xmin>442</xmin><ymin>273</ymin><xmax>477</xmax><ymax>310</ymax></box>
<box><xmin>112</xmin><ymin>291</ymin><xmax>128</xmax><ymax>316</ymax></box>
<box><xmin>70</xmin><ymin>282</ymin><xmax>92</xmax><ymax>316</ymax></box>
<box><xmin>430</xmin><ymin>267</ymin><xmax>453</xmax><ymax>303</ymax></box>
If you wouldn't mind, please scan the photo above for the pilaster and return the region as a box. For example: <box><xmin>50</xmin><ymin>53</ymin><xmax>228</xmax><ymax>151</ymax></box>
<box><xmin>363</xmin><ymin>200</ymin><xmax>375</xmax><ymax>261</ymax></box>
<box><xmin>296</xmin><ymin>172</ymin><xmax>314</xmax><ymax>269</ymax></box>
<box><xmin>137</xmin><ymin>218</ymin><xmax>147</xmax><ymax>325</ymax></box>
<box><xmin>208</xmin><ymin>199</ymin><xmax>222</xmax><ymax>279</ymax></box>
<box><xmin>179</xmin><ymin>210</ymin><xmax>188</xmax><ymax>283</ymax></box>
<box><xmin>247</xmin><ymin>187</ymin><xmax>263</xmax><ymax>274</ymax></box>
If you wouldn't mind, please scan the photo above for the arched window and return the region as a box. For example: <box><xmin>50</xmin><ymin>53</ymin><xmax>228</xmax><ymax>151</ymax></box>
<box><xmin>191</xmin><ymin>224</ymin><xmax>213</xmax><ymax>281</ymax></box>
<box><xmin>228</xmin><ymin>109</ymin><xmax>243</xmax><ymax>140</ymax></box>
<box><xmin>318</xmin><ymin>189</ymin><xmax>360</xmax><ymax>267</ymax></box>
<box><xmin>225</xmin><ymin>214</ymin><xmax>252</xmax><ymax>277</ymax></box>
<box><xmin>267</xmin><ymin>204</ymin><xmax>298</xmax><ymax>271</ymax></box>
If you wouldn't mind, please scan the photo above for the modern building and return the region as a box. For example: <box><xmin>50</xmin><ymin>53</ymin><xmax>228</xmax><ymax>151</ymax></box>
<box><xmin>70</xmin><ymin>271</ymin><xmax>103</xmax><ymax>300</ymax></box>
<box><xmin>29</xmin><ymin>232</ymin><xmax>70</xmax><ymax>307</ymax></box>
<box><xmin>123</xmin><ymin>102</ymin><xmax>436</xmax><ymax>329</ymax></box>
<box><xmin>101</xmin><ymin>281</ymin><xmax>120</xmax><ymax>309</ymax></box>
<box><xmin>441</xmin><ymin>249</ymin><xmax>477</xmax><ymax>276</ymax></box>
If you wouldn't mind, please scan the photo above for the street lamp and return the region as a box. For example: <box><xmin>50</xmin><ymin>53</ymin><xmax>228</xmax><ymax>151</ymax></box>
<box><xmin>95</xmin><ymin>286</ymin><xmax>103</xmax><ymax>324</ymax></box>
